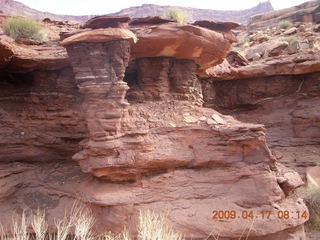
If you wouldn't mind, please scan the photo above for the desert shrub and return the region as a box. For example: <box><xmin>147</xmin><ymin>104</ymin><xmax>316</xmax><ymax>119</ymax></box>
<box><xmin>312</xmin><ymin>40</ymin><xmax>320</xmax><ymax>50</ymax></box>
<box><xmin>298</xmin><ymin>186</ymin><xmax>320</xmax><ymax>231</ymax></box>
<box><xmin>284</xmin><ymin>36</ymin><xmax>298</xmax><ymax>45</ymax></box>
<box><xmin>278</xmin><ymin>20</ymin><xmax>293</xmax><ymax>29</ymax></box>
<box><xmin>3</xmin><ymin>16</ymin><xmax>42</xmax><ymax>40</ymax></box>
<box><xmin>165</xmin><ymin>8</ymin><xmax>187</xmax><ymax>24</ymax></box>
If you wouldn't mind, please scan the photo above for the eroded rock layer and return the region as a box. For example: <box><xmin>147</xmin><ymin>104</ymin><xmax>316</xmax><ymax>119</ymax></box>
<box><xmin>0</xmin><ymin>17</ymin><xmax>311</xmax><ymax>240</ymax></box>
<box><xmin>65</xmin><ymin>40</ymin><xmax>133</xmax><ymax>179</ymax></box>
<box><xmin>127</xmin><ymin>57</ymin><xmax>203</xmax><ymax>104</ymax></box>
<box><xmin>204</xmin><ymin>54</ymin><xmax>320</xmax><ymax>176</ymax></box>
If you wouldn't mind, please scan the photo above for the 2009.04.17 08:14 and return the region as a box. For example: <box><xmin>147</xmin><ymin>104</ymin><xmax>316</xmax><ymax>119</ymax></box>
<box><xmin>212</xmin><ymin>210</ymin><xmax>309</xmax><ymax>220</ymax></box>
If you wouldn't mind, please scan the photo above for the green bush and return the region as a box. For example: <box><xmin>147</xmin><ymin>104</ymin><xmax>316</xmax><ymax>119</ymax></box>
<box><xmin>165</xmin><ymin>8</ymin><xmax>187</xmax><ymax>24</ymax></box>
<box><xmin>284</xmin><ymin>36</ymin><xmax>298</xmax><ymax>45</ymax></box>
<box><xmin>3</xmin><ymin>16</ymin><xmax>42</xmax><ymax>40</ymax></box>
<box><xmin>278</xmin><ymin>20</ymin><xmax>293</xmax><ymax>29</ymax></box>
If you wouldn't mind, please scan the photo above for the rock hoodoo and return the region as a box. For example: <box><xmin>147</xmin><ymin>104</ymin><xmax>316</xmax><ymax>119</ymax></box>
<box><xmin>61</xmin><ymin>27</ymin><xmax>137</xmax><ymax>180</ymax></box>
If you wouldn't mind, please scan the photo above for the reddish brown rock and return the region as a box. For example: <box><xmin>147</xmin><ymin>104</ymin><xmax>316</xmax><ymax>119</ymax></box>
<box><xmin>83</xmin><ymin>15</ymin><xmax>131</xmax><ymax>29</ymax></box>
<box><xmin>126</xmin><ymin>57</ymin><xmax>203</xmax><ymax>104</ymax></box>
<box><xmin>0</xmin><ymin>74</ymin><xmax>309</xmax><ymax>238</ymax></box>
<box><xmin>60</xmin><ymin>28</ymin><xmax>137</xmax><ymax>46</ymax></box>
<box><xmin>226</xmin><ymin>51</ymin><xmax>249</xmax><ymax>67</ymax></box>
<box><xmin>129</xmin><ymin>16</ymin><xmax>173</xmax><ymax>26</ymax></box>
<box><xmin>249</xmin><ymin>1</ymin><xmax>320</xmax><ymax>29</ymax></box>
<box><xmin>0</xmin><ymin>35</ymin><xmax>69</xmax><ymax>72</ymax></box>
<box><xmin>131</xmin><ymin>23</ymin><xmax>236</xmax><ymax>73</ymax></box>
<box><xmin>0</xmin><ymin>68</ymin><xmax>87</xmax><ymax>163</ymax></box>
<box><xmin>0</xmin><ymin>159</ymin><xmax>308</xmax><ymax>240</ymax></box>
<box><xmin>206</xmin><ymin>52</ymin><xmax>320</xmax><ymax>80</ymax></box>
<box><xmin>0</xmin><ymin>16</ymin><xmax>311</xmax><ymax>240</ymax></box>
<box><xmin>193</xmin><ymin>20</ymin><xmax>240</xmax><ymax>32</ymax></box>
<box><xmin>0</xmin><ymin>35</ymin><xmax>14</xmax><ymax>68</ymax></box>
<box><xmin>203</xmin><ymin>51</ymin><xmax>320</xmax><ymax>176</ymax></box>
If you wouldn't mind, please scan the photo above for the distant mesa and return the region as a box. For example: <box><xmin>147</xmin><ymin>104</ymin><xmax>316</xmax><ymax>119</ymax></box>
<box><xmin>0</xmin><ymin>0</ymin><xmax>273</xmax><ymax>23</ymax></box>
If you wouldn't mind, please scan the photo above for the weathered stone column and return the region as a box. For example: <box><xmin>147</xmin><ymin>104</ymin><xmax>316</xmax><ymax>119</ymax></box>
<box><xmin>61</xmin><ymin>29</ymin><xmax>137</xmax><ymax>175</ymax></box>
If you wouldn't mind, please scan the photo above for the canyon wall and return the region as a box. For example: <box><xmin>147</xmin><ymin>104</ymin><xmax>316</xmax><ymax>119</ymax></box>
<box><xmin>204</xmin><ymin>53</ymin><xmax>320</xmax><ymax>176</ymax></box>
<box><xmin>0</xmin><ymin>16</ymin><xmax>312</xmax><ymax>239</ymax></box>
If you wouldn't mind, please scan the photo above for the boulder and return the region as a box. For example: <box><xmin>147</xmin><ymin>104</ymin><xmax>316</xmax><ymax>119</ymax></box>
<box><xmin>60</xmin><ymin>28</ymin><xmax>137</xmax><ymax>46</ymax></box>
<box><xmin>267</xmin><ymin>40</ymin><xmax>288</xmax><ymax>57</ymax></box>
<box><xmin>131</xmin><ymin>23</ymin><xmax>235</xmax><ymax>73</ymax></box>
<box><xmin>287</xmin><ymin>41</ymin><xmax>300</xmax><ymax>54</ymax></box>
<box><xmin>245</xmin><ymin>44</ymin><xmax>265</xmax><ymax>61</ymax></box>
<box><xmin>83</xmin><ymin>15</ymin><xmax>131</xmax><ymax>29</ymax></box>
<box><xmin>129</xmin><ymin>16</ymin><xmax>173</xmax><ymax>26</ymax></box>
<box><xmin>226</xmin><ymin>51</ymin><xmax>249</xmax><ymax>67</ymax></box>
<box><xmin>284</xmin><ymin>27</ymin><xmax>298</xmax><ymax>35</ymax></box>
<box><xmin>245</xmin><ymin>40</ymin><xmax>288</xmax><ymax>60</ymax></box>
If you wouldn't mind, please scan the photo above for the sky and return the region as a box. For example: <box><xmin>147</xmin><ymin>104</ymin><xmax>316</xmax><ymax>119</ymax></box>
<box><xmin>17</xmin><ymin>0</ymin><xmax>312</xmax><ymax>16</ymax></box>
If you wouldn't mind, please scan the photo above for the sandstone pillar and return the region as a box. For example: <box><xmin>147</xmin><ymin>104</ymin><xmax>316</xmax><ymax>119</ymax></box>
<box><xmin>61</xmin><ymin>29</ymin><xmax>137</xmax><ymax>175</ymax></box>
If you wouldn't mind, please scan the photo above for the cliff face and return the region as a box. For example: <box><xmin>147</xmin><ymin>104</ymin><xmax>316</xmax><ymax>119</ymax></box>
<box><xmin>0</xmin><ymin>16</ymin><xmax>310</xmax><ymax>240</ymax></box>
<box><xmin>204</xmin><ymin>14</ymin><xmax>320</xmax><ymax>177</ymax></box>
<box><xmin>204</xmin><ymin>65</ymin><xmax>320</xmax><ymax>175</ymax></box>
<box><xmin>112</xmin><ymin>2</ymin><xmax>274</xmax><ymax>24</ymax></box>
<box><xmin>0</xmin><ymin>0</ymin><xmax>273</xmax><ymax>24</ymax></box>
<box><xmin>0</xmin><ymin>0</ymin><xmax>92</xmax><ymax>21</ymax></box>
<box><xmin>249</xmin><ymin>0</ymin><xmax>320</xmax><ymax>28</ymax></box>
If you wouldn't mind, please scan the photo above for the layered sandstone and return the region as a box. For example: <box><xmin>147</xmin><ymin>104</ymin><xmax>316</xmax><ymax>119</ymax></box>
<box><xmin>249</xmin><ymin>1</ymin><xmax>320</xmax><ymax>29</ymax></box>
<box><xmin>204</xmin><ymin>49</ymin><xmax>320</xmax><ymax>176</ymax></box>
<box><xmin>206</xmin><ymin>52</ymin><xmax>320</xmax><ymax>80</ymax></box>
<box><xmin>0</xmin><ymin>35</ymin><xmax>69</xmax><ymax>72</ymax></box>
<box><xmin>0</xmin><ymin>16</ymin><xmax>311</xmax><ymax>240</ymax></box>
<box><xmin>131</xmin><ymin>23</ymin><xmax>237</xmax><ymax>73</ymax></box>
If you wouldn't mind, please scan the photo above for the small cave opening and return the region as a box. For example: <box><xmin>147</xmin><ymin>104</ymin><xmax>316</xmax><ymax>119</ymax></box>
<box><xmin>123</xmin><ymin>59</ymin><xmax>142</xmax><ymax>103</ymax></box>
<box><xmin>0</xmin><ymin>71</ymin><xmax>35</xmax><ymax>96</ymax></box>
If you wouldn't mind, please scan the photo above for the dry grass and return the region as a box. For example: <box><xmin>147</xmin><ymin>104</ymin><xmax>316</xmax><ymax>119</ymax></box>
<box><xmin>0</xmin><ymin>205</ymin><xmax>183</xmax><ymax>240</ymax></box>
<box><xmin>13</xmin><ymin>212</ymin><xmax>31</xmax><ymax>240</ymax></box>
<box><xmin>31</xmin><ymin>210</ymin><xmax>48</xmax><ymax>240</ymax></box>
<box><xmin>312</xmin><ymin>40</ymin><xmax>320</xmax><ymax>51</ymax></box>
<box><xmin>73</xmin><ymin>205</ymin><xmax>95</xmax><ymax>240</ymax></box>
<box><xmin>298</xmin><ymin>186</ymin><xmax>320</xmax><ymax>231</ymax></box>
<box><xmin>101</xmin><ymin>230</ymin><xmax>131</xmax><ymax>240</ymax></box>
<box><xmin>0</xmin><ymin>204</ymin><xmax>258</xmax><ymax>240</ymax></box>
<box><xmin>138</xmin><ymin>210</ymin><xmax>183</xmax><ymax>240</ymax></box>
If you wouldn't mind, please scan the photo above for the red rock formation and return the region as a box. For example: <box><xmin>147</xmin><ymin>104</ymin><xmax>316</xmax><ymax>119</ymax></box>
<box><xmin>203</xmin><ymin>50</ymin><xmax>320</xmax><ymax>176</ymax></box>
<box><xmin>83</xmin><ymin>15</ymin><xmax>130</xmax><ymax>29</ymax></box>
<box><xmin>0</xmin><ymin>17</ymin><xmax>310</xmax><ymax>240</ymax></box>
<box><xmin>131</xmin><ymin>23</ymin><xmax>236</xmax><ymax>73</ymax></box>
<box><xmin>127</xmin><ymin>57</ymin><xmax>203</xmax><ymax>104</ymax></box>
<box><xmin>0</xmin><ymin>35</ymin><xmax>69</xmax><ymax>72</ymax></box>
<box><xmin>249</xmin><ymin>1</ymin><xmax>320</xmax><ymax>29</ymax></box>
<box><xmin>0</xmin><ymin>68</ymin><xmax>87</xmax><ymax>162</ymax></box>
<box><xmin>206</xmin><ymin>52</ymin><xmax>320</xmax><ymax>80</ymax></box>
